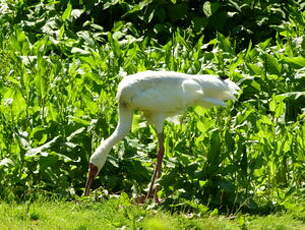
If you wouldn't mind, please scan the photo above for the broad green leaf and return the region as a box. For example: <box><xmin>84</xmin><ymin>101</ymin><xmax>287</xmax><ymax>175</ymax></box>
<box><xmin>203</xmin><ymin>1</ymin><xmax>219</xmax><ymax>18</ymax></box>
<box><xmin>259</xmin><ymin>38</ymin><xmax>272</xmax><ymax>49</ymax></box>
<box><xmin>71</xmin><ymin>47</ymin><xmax>90</xmax><ymax>55</ymax></box>
<box><xmin>194</xmin><ymin>106</ymin><xmax>207</xmax><ymax>116</ymax></box>
<box><xmin>62</xmin><ymin>1</ymin><xmax>72</xmax><ymax>21</ymax></box>
<box><xmin>207</xmin><ymin>129</ymin><xmax>221</xmax><ymax>165</ymax></box>
<box><xmin>269</xmin><ymin>95</ymin><xmax>285</xmax><ymax>118</ymax></box>
<box><xmin>29</xmin><ymin>126</ymin><xmax>47</xmax><ymax>139</ymax></box>
<box><xmin>197</xmin><ymin>119</ymin><xmax>214</xmax><ymax>133</ymax></box>
<box><xmin>245</xmin><ymin>40</ymin><xmax>252</xmax><ymax>58</ymax></box>
<box><xmin>59</xmin><ymin>25</ymin><xmax>65</xmax><ymax>39</ymax></box>
<box><xmin>228</xmin><ymin>0</ymin><xmax>241</xmax><ymax>12</ymax></box>
<box><xmin>71</xmin><ymin>9</ymin><xmax>84</xmax><ymax>19</ymax></box>
<box><xmin>260</xmin><ymin>115</ymin><xmax>273</xmax><ymax>126</ymax></box>
<box><xmin>103</xmin><ymin>0</ymin><xmax>120</xmax><ymax>9</ymax></box>
<box><xmin>126</xmin><ymin>0</ymin><xmax>152</xmax><ymax>14</ymax></box>
<box><xmin>0</xmin><ymin>158</ymin><xmax>12</xmax><ymax>166</ymax></box>
<box><xmin>199</xmin><ymin>180</ymin><xmax>207</xmax><ymax>187</ymax></box>
<box><xmin>203</xmin><ymin>1</ymin><xmax>213</xmax><ymax>17</ymax></box>
<box><xmin>224</xmin><ymin>131</ymin><xmax>234</xmax><ymax>152</ymax></box>
<box><xmin>250</xmin><ymin>80</ymin><xmax>261</xmax><ymax>91</ymax></box>
<box><xmin>264</xmin><ymin>53</ymin><xmax>282</xmax><ymax>74</ymax></box>
<box><xmin>217</xmin><ymin>33</ymin><xmax>233</xmax><ymax>53</ymax></box>
<box><xmin>247</xmin><ymin>63</ymin><xmax>263</xmax><ymax>75</ymax></box>
<box><xmin>281</xmin><ymin>91</ymin><xmax>305</xmax><ymax>99</ymax></box>
<box><xmin>197</xmin><ymin>121</ymin><xmax>206</xmax><ymax>132</ymax></box>
<box><xmin>283</xmin><ymin>56</ymin><xmax>305</xmax><ymax>67</ymax></box>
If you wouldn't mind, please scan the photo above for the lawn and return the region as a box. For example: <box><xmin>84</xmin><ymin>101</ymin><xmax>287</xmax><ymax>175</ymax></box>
<box><xmin>0</xmin><ymin>195</ymin><xmax>304</xmax><ymax>230</ymax></box>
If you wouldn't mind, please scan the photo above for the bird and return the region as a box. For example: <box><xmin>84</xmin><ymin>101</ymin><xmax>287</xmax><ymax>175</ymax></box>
<box><xmin>84</xmin><ymin>70</ymin><xmax>240</xmax><ymax>200</ymax></box>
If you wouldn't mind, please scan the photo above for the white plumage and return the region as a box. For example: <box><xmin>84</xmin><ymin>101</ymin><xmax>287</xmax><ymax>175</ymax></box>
<box><xmin>85</xmin><ymin>70</ymin><xmax>240</xmax><ymax>200</ymax></box>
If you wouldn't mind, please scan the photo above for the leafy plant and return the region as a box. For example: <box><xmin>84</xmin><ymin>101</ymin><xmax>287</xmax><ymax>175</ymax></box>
<box><xmin>0</xmin><ymin>0</ymin><xmax>305</xmax><ymax>214</ymax></box>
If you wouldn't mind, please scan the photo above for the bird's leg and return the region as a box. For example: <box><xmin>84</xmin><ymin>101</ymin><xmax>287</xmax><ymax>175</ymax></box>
<box><xmin>155</xmin><ymin>133</ymin><xmax>165</xmax><ymax>182</ymax></box>
<box><xmin>153</xmin><ymin>132</ymin><xmax>165</xmax><ymax>203</ymax></box>
<box><xmin>146</xmin><ymin>132</ymin><xmax>164</xmax><ymax>201</ymax></box>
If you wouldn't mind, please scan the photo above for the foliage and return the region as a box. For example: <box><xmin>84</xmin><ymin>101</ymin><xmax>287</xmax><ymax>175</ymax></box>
<box><xmin>0</xmin><ymin>0</ymin><xmax>299</xmax><ymax>48</ymax></box>
<box><xmin>0</xmin><ymin>0</ymin><xmax>305</xmax><ymax>214</ymax></box>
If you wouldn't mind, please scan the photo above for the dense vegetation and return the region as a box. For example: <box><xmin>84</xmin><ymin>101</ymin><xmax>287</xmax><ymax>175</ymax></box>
<box><xmin>1</xmin><ymin>0</ymin><xmax>305</xmax><ymax>215</ymax></box>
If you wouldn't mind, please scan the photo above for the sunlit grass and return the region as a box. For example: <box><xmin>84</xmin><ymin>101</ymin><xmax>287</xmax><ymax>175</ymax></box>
<box><xmin>0</xmin><ymin>196</ymin><xmax>304</xmax><ymax>230</ymax></box>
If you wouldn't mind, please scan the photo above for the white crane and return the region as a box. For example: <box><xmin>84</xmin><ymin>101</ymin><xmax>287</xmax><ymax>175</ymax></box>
<box><xmin>84</xmin><ymin>70</ymin><xmax>240</xmax><ymax>200</ymax></box>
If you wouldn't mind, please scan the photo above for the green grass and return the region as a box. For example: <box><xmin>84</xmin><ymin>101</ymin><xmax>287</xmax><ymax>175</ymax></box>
<box><xmin>0</xmin><ymin>196</ymin><xmax>304</xmax><ymax>230</ymax></box>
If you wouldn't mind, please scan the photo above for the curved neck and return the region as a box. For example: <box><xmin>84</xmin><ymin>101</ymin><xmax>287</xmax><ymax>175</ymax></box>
<box><xmin>90</xmin><ymin>106</ymin><xmax>132</xmax><ymax>170</ymax></box>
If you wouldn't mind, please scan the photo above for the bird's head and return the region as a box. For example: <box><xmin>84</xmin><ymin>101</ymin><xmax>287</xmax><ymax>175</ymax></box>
<box><xmin>84</xmin><ymin>146</ymin><xmax>110</xmax><ymax>195</ymax></box>
<box><xmin>84</xmin><ymin>162</ymin><xmax>99</xmax><ymax>196</ymax></box>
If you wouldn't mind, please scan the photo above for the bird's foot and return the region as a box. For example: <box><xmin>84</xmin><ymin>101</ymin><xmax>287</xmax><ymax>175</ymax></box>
<box><xmin>133</xmin><ymin>193</ymin><xmax>164</xmax><ymax>205</ymax></box>
<box><xmin>133</xmin><ymin>192</ymin><xmax>154</xmax><ymax>204</ymax></box>
<box><xmin>134</xmin><ymin>194</ymin><xmax>147</xmax><ymax>204</ymax></box>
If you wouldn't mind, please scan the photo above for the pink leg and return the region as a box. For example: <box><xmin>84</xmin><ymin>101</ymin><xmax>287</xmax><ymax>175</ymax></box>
<box><xmin>146</xmin><ymin>133</ymin><xmax>164</xmax><ymax>200</ymax></box>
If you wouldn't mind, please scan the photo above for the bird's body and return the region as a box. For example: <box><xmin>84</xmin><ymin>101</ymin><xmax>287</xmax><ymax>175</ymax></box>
<box><xmin>118</xmin><ymin>70</ymin><xmax>237</xmax><ymax>113</ymax></box>
<box><xmin>85</xmin><ymin>70</ymin><xmax>240</xmax><ymax>199</ymax></box>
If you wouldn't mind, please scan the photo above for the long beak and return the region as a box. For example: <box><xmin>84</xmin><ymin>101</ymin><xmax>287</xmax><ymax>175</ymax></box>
<box><xmin>84</xmin><ymin>163</ymin><xmax>99</xmax><ymax>196</ymax></box>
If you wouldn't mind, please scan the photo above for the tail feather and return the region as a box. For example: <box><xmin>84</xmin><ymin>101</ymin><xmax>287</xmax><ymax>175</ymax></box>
<box><xmin>225</xmin><ymin>79</ymin><xmax>240</xmax><ymax>95</ymax></box>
